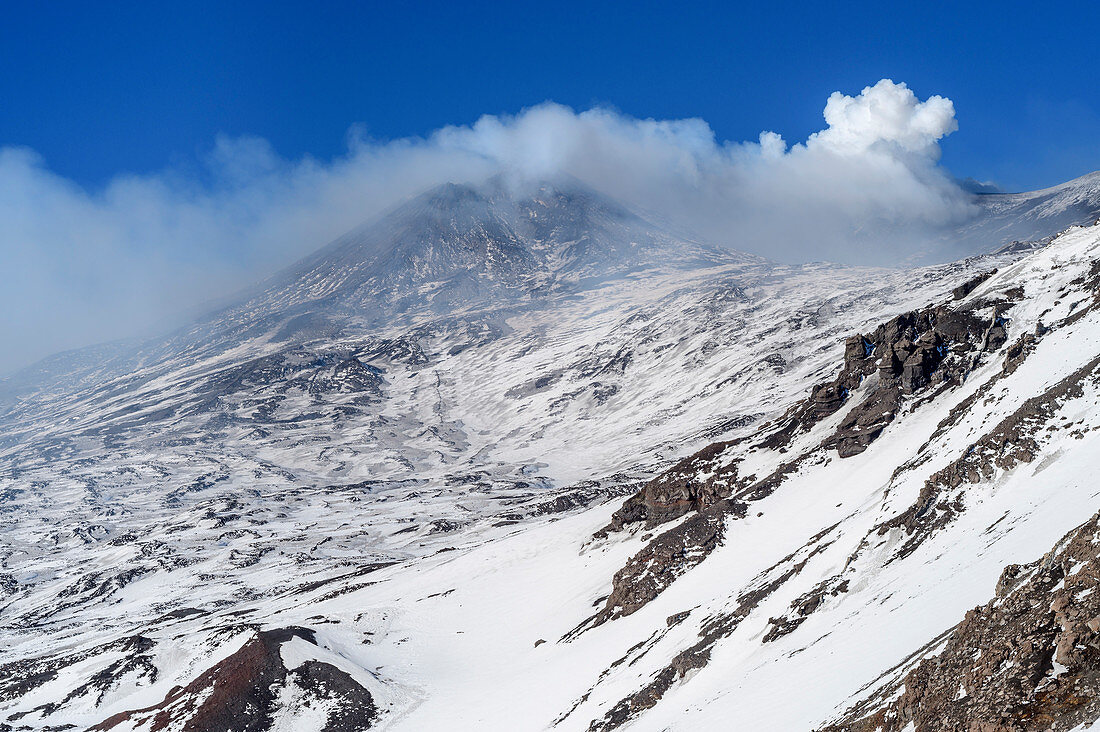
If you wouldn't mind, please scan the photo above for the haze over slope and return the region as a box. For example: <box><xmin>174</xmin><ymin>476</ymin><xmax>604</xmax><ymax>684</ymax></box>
<box><xmin>10</xmin><ymin>79</ymin><xmax>1100</xmax><ymax>374</ymax></box>
<box><xmin>6</xmin><ymin>163</ymin><xmax>1100</xmax><ymax>730</ymax></box>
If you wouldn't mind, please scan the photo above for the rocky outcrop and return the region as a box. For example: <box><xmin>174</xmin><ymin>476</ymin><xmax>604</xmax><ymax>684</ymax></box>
<box><xmin>763</xmin><ymin>576</ymin><xmax>849</xmax><ymax>643</ymax></box>
<box><xmin>591</xmin><ymin>283</ymin><xmax>1012</xmax><ymax>633</ymax></box>
<box><xmin>588</xmin><ymin>642</ymin><xmax>712</xmax><ymax>732</ymax></box>
<box><xmin>587</xmin><ymin>507</ymin><xmax>737</xmax><ymax>627</ymax></box>
<box><xmin>824</xmin><ymin>511</ymin><xmax>1100</xmax><ymax>732</ymax></box>
<box><xmin>952</xmin><ymin>269</ymin><xmax>996</xmax><ymax>300</ymax></box>
<box><xmin>1002</xmin><ymin>332</ymin><xmax>1039</xmax><ymax>376</ymax></box>
<box><xmin>823</xmin><ymin>304</ymin><xmax>995</xmax><ymax>456</ymax></box>
<box><xmin>310</xmin><ymin>357</ymin><xmax>385</xmax><ymax>395</ymax></box>
<box><xmin>600</xmin><ymin>440</ymin><xmax>751</xmax><ymax>532</ymax></box>
<box><xmin>92</xmin><ymin>627</ymin><xmax>376</xmax><ymax>732</ymax></box>
<box><xmin>756</xmin><ymin>300</ymin><xmax>997</xmax><ymax>460</ymax></box>
<box><xmin>606</xmin><ymin>291</ymin><xmax>1003</xmax><ymax>538</ymax></box>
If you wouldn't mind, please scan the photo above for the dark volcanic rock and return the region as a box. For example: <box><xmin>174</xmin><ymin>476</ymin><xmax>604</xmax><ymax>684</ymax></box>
<box><xmin>596</xmin><ymin>508</ymin><xmax>735</xmax><ymax>623</ymax></box>
<box><xmin>592</xmin><ymin>277</ymin><xmax>1013</xmax><ymax>635</ymax></box>
<box><xmin>952</xmin><ymin>269</ymin><xmax>996</xmax><ymax>300</ymax></box>
<box><xmin>743</xmin><ymin>300</ymin><xmax>994</xmax><ymax>464</ymax></box>
<box><xmin>310</xmin><ymin>357</ymin><xmax>385</xmax><ymax>395</ymax></box>
<box><xmin>821</xmin><ymin>303</ymin><xmax>991</xmax><ymax>456</ymax></box>
<box><xmin>92</xmin><ymin>627</ymin><xmax>376</xmax><ymax>732</ymax></box>
<box><xmin>291</xmin><ymin>661</ymin><xmax>378</xmax><ymax>732</ymax></box>
<box><xmin>601</xmin><ymin>441</ymin><xmax>751</xmax><ymax>532</ymax></box>
<box><xmin>832</xmin><ymin>388</ymin><xmax>900</xmax><ymax>458</ymax></box>
<box><xmin>811</xmin><ymin>383</ymin><xmax>849</xmax><ymax>418</ymax></box>
<box><xmin>589</xmin><ymin>642</ymin><xmax>711</xmax><ymax>732</ymax></box>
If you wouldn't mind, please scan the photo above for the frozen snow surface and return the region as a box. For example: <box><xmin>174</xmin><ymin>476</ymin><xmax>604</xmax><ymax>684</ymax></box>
<box><xmin>4</xmin><ymin>177</ymin><xmax>1100</xmax><ymax>731</ymax></box>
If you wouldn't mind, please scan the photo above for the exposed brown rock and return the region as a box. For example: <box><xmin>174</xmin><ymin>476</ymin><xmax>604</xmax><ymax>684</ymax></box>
<box><xmin>606</xmin><ymin>290</ymin><xmax>1003</xmax><ymax>541</ymax></box>
<box><xmin>600</xmin><ymin>440</ymin><xmax>751</xmax><ymax>532</ymax></box>
<box><xmin>763</xmin><ymin>576</ymin><xmax>850</xmax><ymax>643</ymax></box>
<box><xmin>92</xmin><ymin>627</ymin><xmax>376</xmax><ymax>732</ymax></box>
<box><xmin>588</xmin><ymin>642</ymin><xmax>711</xmax><ymax>732</ymax></box>
<box><xmin>588</xmin><ymin>506</ymin><xmax>738</xmax><ymax>627</ymax></box>
<box><xmin>824</xmin><ymin>511</ymin><xmax>1100</xmax><ymax>732</ymax></box>
<box><xmin>953</xmin><ymin>270</ymin><xmax>997</xmax><ymax>300</ymax></box>
<box><xmin>819</xmin><ymin>303</ymin><xmax>992</xmax><ymax>458</ymax></box>
<box><xmin>1002</xmin><ymin>333</ymin><xmax>1038</xmax><ymax>376</ymax></box>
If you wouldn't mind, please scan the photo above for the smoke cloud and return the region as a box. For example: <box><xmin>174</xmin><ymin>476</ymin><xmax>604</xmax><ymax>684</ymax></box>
<box><xmin>0</xmin><ymin>79</ymin><xmax>976</xmax><ymax>375</ymax></box>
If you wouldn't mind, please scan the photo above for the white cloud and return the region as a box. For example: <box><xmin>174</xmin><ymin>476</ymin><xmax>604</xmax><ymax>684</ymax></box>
<box><xmin>0</xmin><ymin>79</ymin><xmax>975</xmax><ymax>374</ymax></box>
<box><xmin>810</xmin><ymin>78</ymin><xmax>958</xmax><ymax>155</ymax></box>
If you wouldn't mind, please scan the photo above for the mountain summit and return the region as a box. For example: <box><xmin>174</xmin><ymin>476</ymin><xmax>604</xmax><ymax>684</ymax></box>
<box><xmin>237</xmin><ymin>177</ymin><xmax>753</xmax><ymax>326</ymax></box>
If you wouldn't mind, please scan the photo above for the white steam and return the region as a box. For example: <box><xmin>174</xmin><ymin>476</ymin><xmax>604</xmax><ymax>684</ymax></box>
<box><xmin>0</xmin><ymin>79</ymin><xmax>975</xmax><ymax>374</ymax></box>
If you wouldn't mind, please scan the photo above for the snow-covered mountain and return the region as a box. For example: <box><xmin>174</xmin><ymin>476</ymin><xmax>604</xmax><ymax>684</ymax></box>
<box><xmin>255</xmin><ymin>177</ymin><xmax>748</xmax><ymax>315</ymax></box>
<box><xmin>928</xmin><ymin>170</ymin><xmax>1100</xmax><ymax>263</ymax></box>
<box><xmin>4</xmin><ymin>176</ymin><xmax>1100</xmax><ymax>731</ymax></box>
<box><xmin>974</xmin><ymin>170</ymin><xmax>1100</xmax><ymax>243</ymax></box>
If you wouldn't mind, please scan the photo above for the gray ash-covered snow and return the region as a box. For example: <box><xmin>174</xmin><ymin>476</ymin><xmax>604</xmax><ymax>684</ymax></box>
<box><xmin>4</xmin><ymin>176</ymin><xmax>1100</xmax><ymax>731</ymax></box>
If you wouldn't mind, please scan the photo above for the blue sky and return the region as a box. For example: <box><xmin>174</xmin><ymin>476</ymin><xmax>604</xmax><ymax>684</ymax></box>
<box><xmin>1</xmin><ymin>1</ymin><xmax>1099</xmax><ymax>375</ymax></box>
<box><xmin>3</xmin><ymin>0</ymin><xmax>1098</xmax><ymax>192</ymax></box>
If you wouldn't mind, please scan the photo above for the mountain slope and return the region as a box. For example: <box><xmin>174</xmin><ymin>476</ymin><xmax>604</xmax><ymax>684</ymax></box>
<box><xmin>0</xmin><ymin>177</ymin><xmax>749</xmax><ymax>412</ymax></box>
<box><xmin>928</xmin><ymin>170</ymin><xmax>1100</xmax><ymax>263</ymax></box>
<box><xmin>561</xmin><ymin>222</ymin><xmax>1100</xmax><ymax>730</ymax></box>
<box><xmin>974</xmin><ymin>170</ymin><xmax>1100</xmax><ymax>243</ymax></box>
<box><xmin>3</xmin><ymin>179</ymin><xmax>1100</xmax><ymax>731</ymax></box>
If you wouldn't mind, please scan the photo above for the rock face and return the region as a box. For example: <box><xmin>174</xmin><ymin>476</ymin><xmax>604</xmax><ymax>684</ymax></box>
<box><xmin>753</xmin><ymin>293</ymin><xmax>1000</xmax><ymax>461</ymax></box>
<box><xmin>600</xmin><ymin>440</ymin><xmax>750</xmax><ymax>531</ymax></box>
<box><xmin>953</xmin><ymin>270</ymin><xmax>997</xmax><ymax>300</ymax></box>
<box><xmin>590</xmin><ymin>272</ymin><xmax>1014</xmax><ymax>635</ymax></box>
<box><xmin>572</xmin><ymin>225</ymin><xmax>1100</xmax><ymax>732</ymax></box>
<box><xmin>824</xmin><ymin>511</ymin><xmax>1100</xmax><ymax>732</ymax></box>
<box><xmin>822</xmin><ymin>300</ymin><xmax>995</xmax><ymax>457</ymax></box>
<box><xmin>589</xmin><ymin>507</ymin><xmax>736</xmax><ymax>625</ymax></box>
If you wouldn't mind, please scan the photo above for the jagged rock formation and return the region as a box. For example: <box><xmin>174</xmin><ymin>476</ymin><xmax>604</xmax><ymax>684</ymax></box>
<box><xmin>601</xmin><ymin>271</ymin><xmax>1005</xmax><ymax>535</ymax></box>
<box><xmin>827</xmin><ymin>300</ymin><xmax>1002</xmax><ymax>456</ymax></box>
<box><xmin>598</xmin><ymin>440</ymin><xmax>751</xmax><ymax>532</ymax></box>
<box><xmin>593</xmin><ymin>284</ymin><xmax>1009</xmax><ymax>623</ymax></box>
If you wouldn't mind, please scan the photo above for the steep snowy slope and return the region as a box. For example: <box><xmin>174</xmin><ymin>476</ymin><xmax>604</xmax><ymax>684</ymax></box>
<box><xmin>927</xmin><ymin>170</ymin><xmax>1100</xmax><ymax>263</ymax></box>
<box><xmin>555</xmin><ymin>222</ymin><xmax>1100</xmax><ymax>731</ymax></box>
<box><xmin>973</xmin><ymin>170</ymin><xmax>1100</xmax><ymax>244</ymax></box>
<box><xmin>2</xmin><ymin>177</ymin><xmax>1099</xmax><ymax>731</ymax></box>
<box><xmin>130</xmin><ymin>220</ymin><xmax>1098</xmax><ymax>732</ymax></box>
